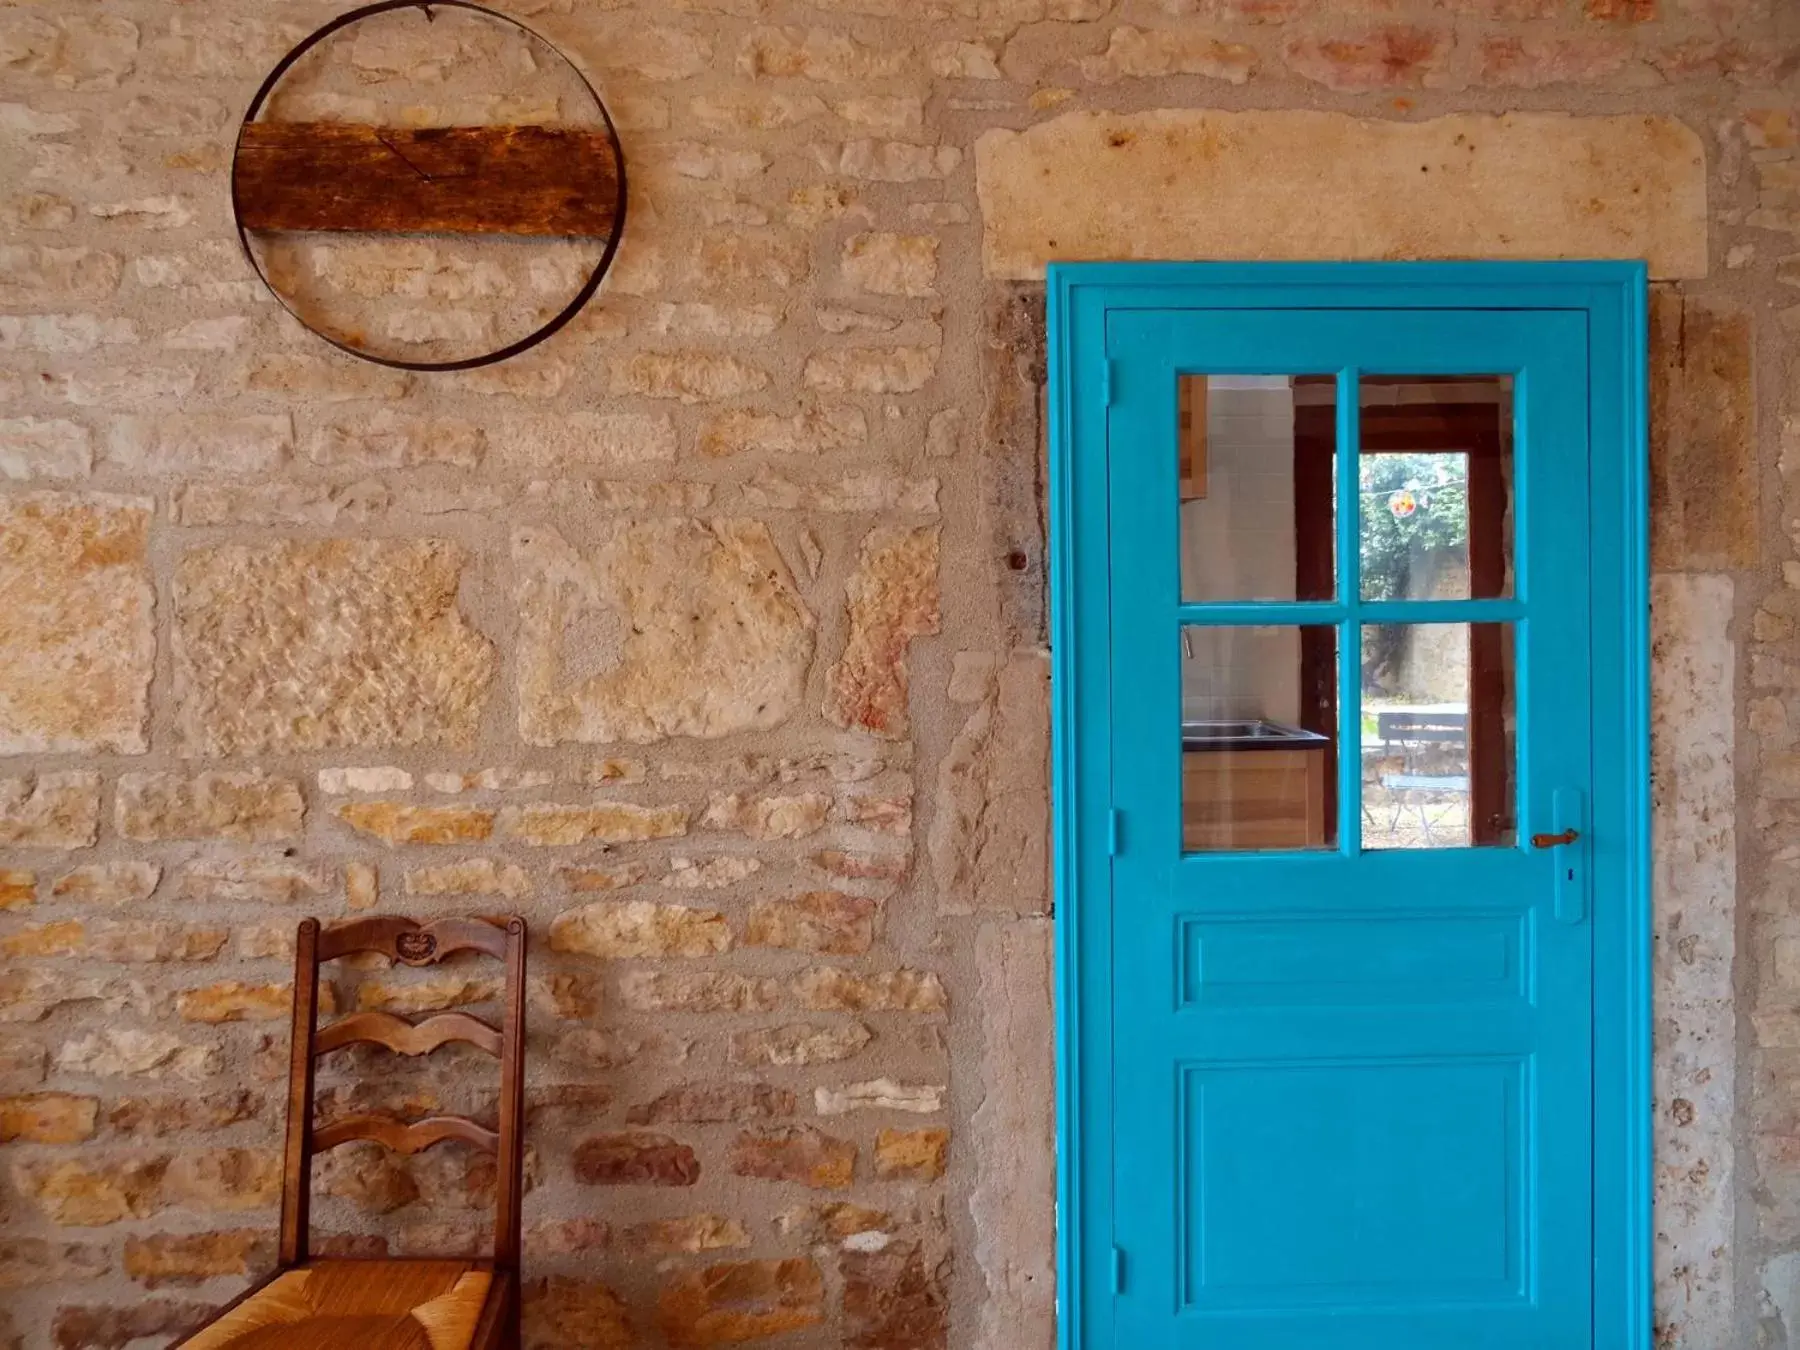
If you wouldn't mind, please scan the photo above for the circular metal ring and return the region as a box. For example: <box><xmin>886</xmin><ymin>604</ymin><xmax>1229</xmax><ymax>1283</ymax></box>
<box><xmin>230</xmin><ymin>0</ymin><xmax>627</xmax><ymax>372</ymax></box>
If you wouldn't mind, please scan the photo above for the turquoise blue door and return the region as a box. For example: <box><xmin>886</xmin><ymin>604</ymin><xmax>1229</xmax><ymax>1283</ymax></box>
<box><xmin>1049</xmin><ymin>266</ymin><xmax>1650</xmax><ymax>1350</ymax></box>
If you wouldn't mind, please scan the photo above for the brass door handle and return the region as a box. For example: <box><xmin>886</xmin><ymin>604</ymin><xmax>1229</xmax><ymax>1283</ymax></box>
<box><xmin>1531</xmin><ymin>828</ymin><xmax>1579</xmax><ymax>849</ymax></box>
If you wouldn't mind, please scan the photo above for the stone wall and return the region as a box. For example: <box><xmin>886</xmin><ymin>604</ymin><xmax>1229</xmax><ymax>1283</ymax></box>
<box><xmin>0</xmin><ymin>0</ymin><xmax>1792</xmax><ymax>1347</ymax></box>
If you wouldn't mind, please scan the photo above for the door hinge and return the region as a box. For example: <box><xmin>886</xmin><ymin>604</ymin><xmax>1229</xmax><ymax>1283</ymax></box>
<box><xmin>1103</xmin><ymin>358</ymin><xmax>1117</xmax><ymax>406</ymax></box>
<box><xmin>1111</xmin><ymin>1245</ymin><xmax>1126</xmax><ymax>1295</ymax></box>
<box><xmin>1107</xmin><ymin>809</ymin><xmax>1122</xmax><ymax>857</ymax></box>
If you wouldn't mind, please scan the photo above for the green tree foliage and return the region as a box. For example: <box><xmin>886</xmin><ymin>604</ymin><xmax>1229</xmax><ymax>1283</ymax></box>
<box><xmin>1359</xmin><ymin>453</ymin><xmax>1470</xmax><ymax>692</ymax></box>
<box><xmin>1358</xmin><ymin>452</ymin><xmax>1469</xmax><ymax>601</ymax></box>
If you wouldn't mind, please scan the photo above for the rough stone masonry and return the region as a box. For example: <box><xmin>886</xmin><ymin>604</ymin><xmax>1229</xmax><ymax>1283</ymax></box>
<box><xmin>0</xmin><ymin>0</ymin><xmax>1794</xmax><ymax>1346</ymax></box>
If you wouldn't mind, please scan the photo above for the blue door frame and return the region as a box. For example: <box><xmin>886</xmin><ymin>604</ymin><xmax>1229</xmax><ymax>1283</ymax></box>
<box><xmin>1047</xmin><ymin>262</ymin><xmax>1650</xmax><ymax>1349</ymax></box>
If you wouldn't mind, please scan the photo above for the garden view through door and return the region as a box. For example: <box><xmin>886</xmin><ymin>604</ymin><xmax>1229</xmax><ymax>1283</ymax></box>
<box><xmin>1109</xmin><ymin>306</ymin><xmax>1596</xmax><ymax>1349</ymax></box>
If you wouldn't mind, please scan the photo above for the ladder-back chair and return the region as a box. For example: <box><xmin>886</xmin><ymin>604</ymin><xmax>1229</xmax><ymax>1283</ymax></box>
<box><xmin>173</xmin><ymin>915</ymin><xmax>527</xmax><ymax>1350</ymax></box>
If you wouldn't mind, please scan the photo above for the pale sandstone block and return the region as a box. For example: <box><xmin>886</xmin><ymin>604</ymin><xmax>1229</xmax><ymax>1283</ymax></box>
<box><xmin>488</xmin><ymin>413</ymin><xmax>676</xmax><ymax>471</ymax></box>
<box><xmin>0</xmin><ymin>416</ymin><xmax>89</xmax><ymax>479</ymax></box>
<box><xmin>823</xmin><ymin>526</ymin><xmax>941</xmax><ymax>738</ymax></box>
<box><xmin>172</xmin><ymin>539</ymin><xmax>495</xmax><ymax>755</ymax></box>
<box><xmin>549</xmin><ymin>900</ymin><xmax>732</xmax><ymax>959</ymax></box>
<box><xmin>804</xmin><ymin>346</ymin><xmax>938</xmax><ymax>394</ymax></box>
<box><xmin>504</xmin><ymin>801</ymin><xmax>689</xmax><ymax>847</ymax></box>
<box><xmin>731</xmin><ymin>1021</ymin><xmax>872</xmax><ymax>1068</ymax></box>
<box><xmin>612</xmin><ymin>351</ymin><xmax>772</xmax><ymax>402</ymax></box>
<box><xmin>0</xmin><ymin>314</ymin><xmax>136</xmax><ymax>352</ymax></box>
<box><xmin>698</xmin><ymin>405</ymin><xmax>866</xmax><ymax>458</ymax></box>
<box><xmin>975</xmin><ymin>110</ymin><xmax>1708</xmax><ymax>280</ymax></box>
<box><xmin>0</xmin><ymin>773</ymin><xmax>101</xmax><ymax>849</ymax></box>
<box><xmin>0</xmin><ymin>495</ymin><xmax>152</xmax><ymax>754</ymax></box>
<box><xmin>1650</xmin><ymin>289</ymin><xmax>1756</xmax><ymax>569</ymax></box>
<box><xmin>815</xmin><ymin>1078</ymin><xmax>944</xmax><ymax>1115</ymax></box>
<box><xmin>703</xmin><ymin>792</ymin><xmax>831</xmax><ymax>840</ymax></box>
<box><xmin>404</xmin><ymin>859</ymin><xmax>532</xmax><ymax>901</ymax></box>
<box><xmin>931</xmin><ymin>651</ymin><xmax>1051</xmax><ymax>915</ymax></box>
<box><xmin>105</xmin><ymin>413</ymin><xmax>289</xmax><ymax>475</ymax></box>
<box><xmin>116</xmin><ymin>772</ymin><xmax>303</xmax><ymax>843</ymax></box>
<box><xmin>737</xmin><ymin>28</ymin><xmax>908</xmax><ymax>82</ymax></box>
<box><xmin>0</xmin><ymin>245</ymin><xmax>120</xmax><ymax>302</ymax></box>
<box><xmin>1082</xmin><ymin>26</ymin><xmax>1257</xmax><ymax>83</ymax></box>
<box><xmin>841</xmin><ymin>233</ymin><xmax>938</xmax><ymax>297</ymax></box>
<box><xmin>51</xmin><ymin>862</ymin><xmax>159</xmax><ymax>906</ymax></box>
<box><xmin>819</xmin><ymin>140</ymin><xmax>961</xmax><ymax>182</ymax></box>
<box><xmin>514</xmin><ymin>521</ymin><xmax>814</xmax><ymax>746</ymax></box>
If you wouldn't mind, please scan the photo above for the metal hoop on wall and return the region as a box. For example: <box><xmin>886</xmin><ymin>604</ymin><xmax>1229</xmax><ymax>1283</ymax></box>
<box><xmin>229</xmin><ymin>0</ymin><xmax>628</xmax><ymax>372</ymax></box>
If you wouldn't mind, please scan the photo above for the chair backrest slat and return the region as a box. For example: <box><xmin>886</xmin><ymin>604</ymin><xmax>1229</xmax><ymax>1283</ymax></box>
<box><xmin>277</xmin><ymin>914</ymin><xmax>527</xmax><ymax>1272</ymax></box>
<box><xmin>316</xmin><ymin>914</ymin><xmax>509</xmax><ymax>965</ymax></box>
<box><xmin>315</xmin><ymin>1010</ymin><xmax>503</xmax><ymax>1059</ymax></box>
<box><xmin>312</xmin><ymin>1112</ymin><xmax>499</xmax><ymax>1156</ymax></box>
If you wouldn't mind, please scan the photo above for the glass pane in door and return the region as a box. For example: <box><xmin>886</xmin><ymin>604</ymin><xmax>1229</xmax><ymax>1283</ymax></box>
<box><xmin>1361</xmin><ymin>622</ymin><xmax>1516</xmax><ymax>850</ymax></box>
<box><xmin>1182</xmin><ymin>624</ymin><xmax>1338</xmax><ymax>853</ymax></box>
<box><xmin>1179</xmin><ymin>374</ymin><xmax>1336</xmax><ymax>603</ymax></box>
<box><xmin>1359</xmin><ymin>375</ymin><xmax>1514</xmax><ymax>602</ymax></box>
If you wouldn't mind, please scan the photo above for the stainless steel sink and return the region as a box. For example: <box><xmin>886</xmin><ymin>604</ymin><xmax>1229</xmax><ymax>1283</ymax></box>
<box><xmin>1182</xmin><ymin>718</ymin><xmax>1330</xmax><ymax>750</ymax></box>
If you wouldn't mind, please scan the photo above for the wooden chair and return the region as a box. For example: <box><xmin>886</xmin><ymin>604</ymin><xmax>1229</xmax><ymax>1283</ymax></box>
<box><xmin>173</xmin><ymin>915</ymin><xmax>527</xmax><ymax>1350</ymax></box>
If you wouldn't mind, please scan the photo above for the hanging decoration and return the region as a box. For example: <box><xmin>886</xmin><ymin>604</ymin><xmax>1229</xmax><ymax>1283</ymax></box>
<box><xmin>230</xmin><ymin>0</ymin><xmax>627</xmax><ymax>371</ymax></box>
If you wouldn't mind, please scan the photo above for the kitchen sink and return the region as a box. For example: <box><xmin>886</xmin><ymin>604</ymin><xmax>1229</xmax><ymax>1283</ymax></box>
<box><xmin>1182</xmin><ymin>717</ymin><xmax>1330</xmax><ymax>750</ymax></box>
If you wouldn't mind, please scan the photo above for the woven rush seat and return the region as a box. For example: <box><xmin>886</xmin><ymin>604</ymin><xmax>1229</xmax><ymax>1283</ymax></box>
<box><xmin>179</xmin><ymin>1260</ymin><xmax>501</xmax><ymax>1350</ymax></box>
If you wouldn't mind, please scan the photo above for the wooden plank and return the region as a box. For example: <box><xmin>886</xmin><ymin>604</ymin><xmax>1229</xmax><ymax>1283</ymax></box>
<box><xmin>235</xmin><ymin>122</ymin><xmax>620</xmax><ymax>238</ymax></box>
<box><xmin>315</xmin><ymin>1010</ymin><xmax>503</xmax><ymax>1059</ymax></box>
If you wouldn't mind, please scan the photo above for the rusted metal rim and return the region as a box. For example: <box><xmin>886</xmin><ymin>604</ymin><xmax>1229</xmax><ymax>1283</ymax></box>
<box><xmin>230</xmin><ymin>0</ymin><xmax>627</xmax><ymax>372</ymax></box>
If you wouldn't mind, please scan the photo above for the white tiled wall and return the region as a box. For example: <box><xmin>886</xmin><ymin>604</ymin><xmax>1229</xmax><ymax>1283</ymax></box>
<box><xmin>1179</xmin><ymin>377</ymin><xmax>1304</xmax><ymax>725</ymax></box>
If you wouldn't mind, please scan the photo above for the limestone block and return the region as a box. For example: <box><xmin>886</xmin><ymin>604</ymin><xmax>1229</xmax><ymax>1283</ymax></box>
<box><xmin>746</xmin><ymin>891</ymin><xmax>877</xmax><ymax>955</ymax></box>
<box><xmin>1650</xmin><ymin>288</ymin><xmax>1756</xmax><ymax>569</ymax></box>
<box><xmin>814</xmin><ymin>1078</ymin><xmax>944</xmax><ymax>1115</ymax></box>
<box><xmin>623</xmin><ymin>1216</ymin><xmax>749</xmax><ymax>1254</ymax></box>
<box><xmin>658</xmin><ymin>1259</ymin><xmax>825</xmax><ymax>1344</ymax></box>
<box><xmin>976</xmin><ymin>110</ymin><xmax>1707</xmax><ymax>280</ymax></box>
<box><xmin>549</xmin><ymin>901</ymin><xmax>731</xmax><ymax>959</ymax></box>
<box><xmin>172</xmin><ymin>538</ymin><xmax>495</xmax><ymax>755</ymax></box>
<box><xmin>792</xmin><ymin>966</ymin><xmax>946</xmax><ymax>1013</ymax></box>
<box><xmin>731</xmin><ymin>1022</ymin><xmax>873</xmax><ymax>1068</ymax></box>
<box><xmin>627</xmin><ymin>1084</ymin><xmax>795</xmax><ymax>1125</ymax></box>
<box><xmin>931</xmin><ymin>651</ymin><xmax>1051</xmax><ymax>915</ymax></box>
<box><xmin>0</xmin><ymin>494</ymin><xmax>152</xmax><ymax>754</ymax></box>
<box><xmin>573</xmin><ymin>1132</ymin><xmax>700</xmax><ymax>1186</ymax></box>
<box><xmin>514</xmin><ymin>521</ymin><xmax>814</xmax><ymax>746</ymax></box>
<box><xmin>504</xmin><ymin>802</ymin><xmax>688</xmax><ymax>847</ymax></box>
<box><xmin>971</xmin><ymin>920</ymin><xmax>1055</xmax><ymax>1350</ymax></box>
<box><xmin>0</xmin><ymin>773</ymin><xmax>101</xmax><ymax>849</ymax></box>
<box><xmin>619</xmin><ymin>971</ymin><xmax>779</xmax><ymax>1014</ymax></box>
<box><xmin>824</xmin><ymin>526</ymin><xmax>941</xmax><ymax>738</ymax></box>
<box><xmin>124</xmin><ymin>1230</ymin><xmax>265</xmax><ymax>1287</ymax></box>
<box><xmin>116</xmin><ymin>771</ymin><xmax>303</xmax><ymax>843</ymax></box>
<box><xmin>729</xmin><ymin>1130</ymin><xmax>855</xmax><ymax>1190</ymax></box>
<box><xmin>50</xmin><ymin>863</ymin><xmax>159</xmax><ymax>906</ymax></box>
<box><xmin>1083</xmin><ymin>26</ymin><xmax>1257</xmax><ymax>83</ymax></box>
<box><xmin>1653</xmin><ymin>575</ymin><xmax>1736</xmax><ymax>1342</ymax></box>
<box><xmin>523</xmin><ymin>1279</ymin><xmax>633</xmax><ymax>1349</ymax></box>
<box><xmin>841</xmin><ymin>233</ymin><xmax>938</xmax><ymax>297</ymax></box>
<box><xmin>0</xmin><ymin>417</ymin><xmax>91</xmax><ymax>479</ymax></box>
<box><xmin>875</xmin><ymin>1127</ymin><xmax>948</xmax><ymax>1181</ymax></box>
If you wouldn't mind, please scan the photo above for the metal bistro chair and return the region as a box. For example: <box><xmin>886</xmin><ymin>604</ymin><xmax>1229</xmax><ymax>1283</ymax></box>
<box><xmin>173</xmin><ymin>915</ymin><xmax>527</xmax><ymax>1350</ymax></box>
<box><xmin>1375</xmin><ymin>707</ymin><xmax>1471</xmax><ymax>846</ymax></box>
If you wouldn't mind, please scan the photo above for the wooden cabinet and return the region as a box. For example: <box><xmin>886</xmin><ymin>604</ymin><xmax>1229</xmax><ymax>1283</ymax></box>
<box><xmin>1177</xmin><ymin>374</ymin><xmax>1207</xmax><ymax>500</ymax></box>
<box><xmin>1181</xmin><ymin>747</ymin><xmax>1329</xmax><ymax>851</ymax></box>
